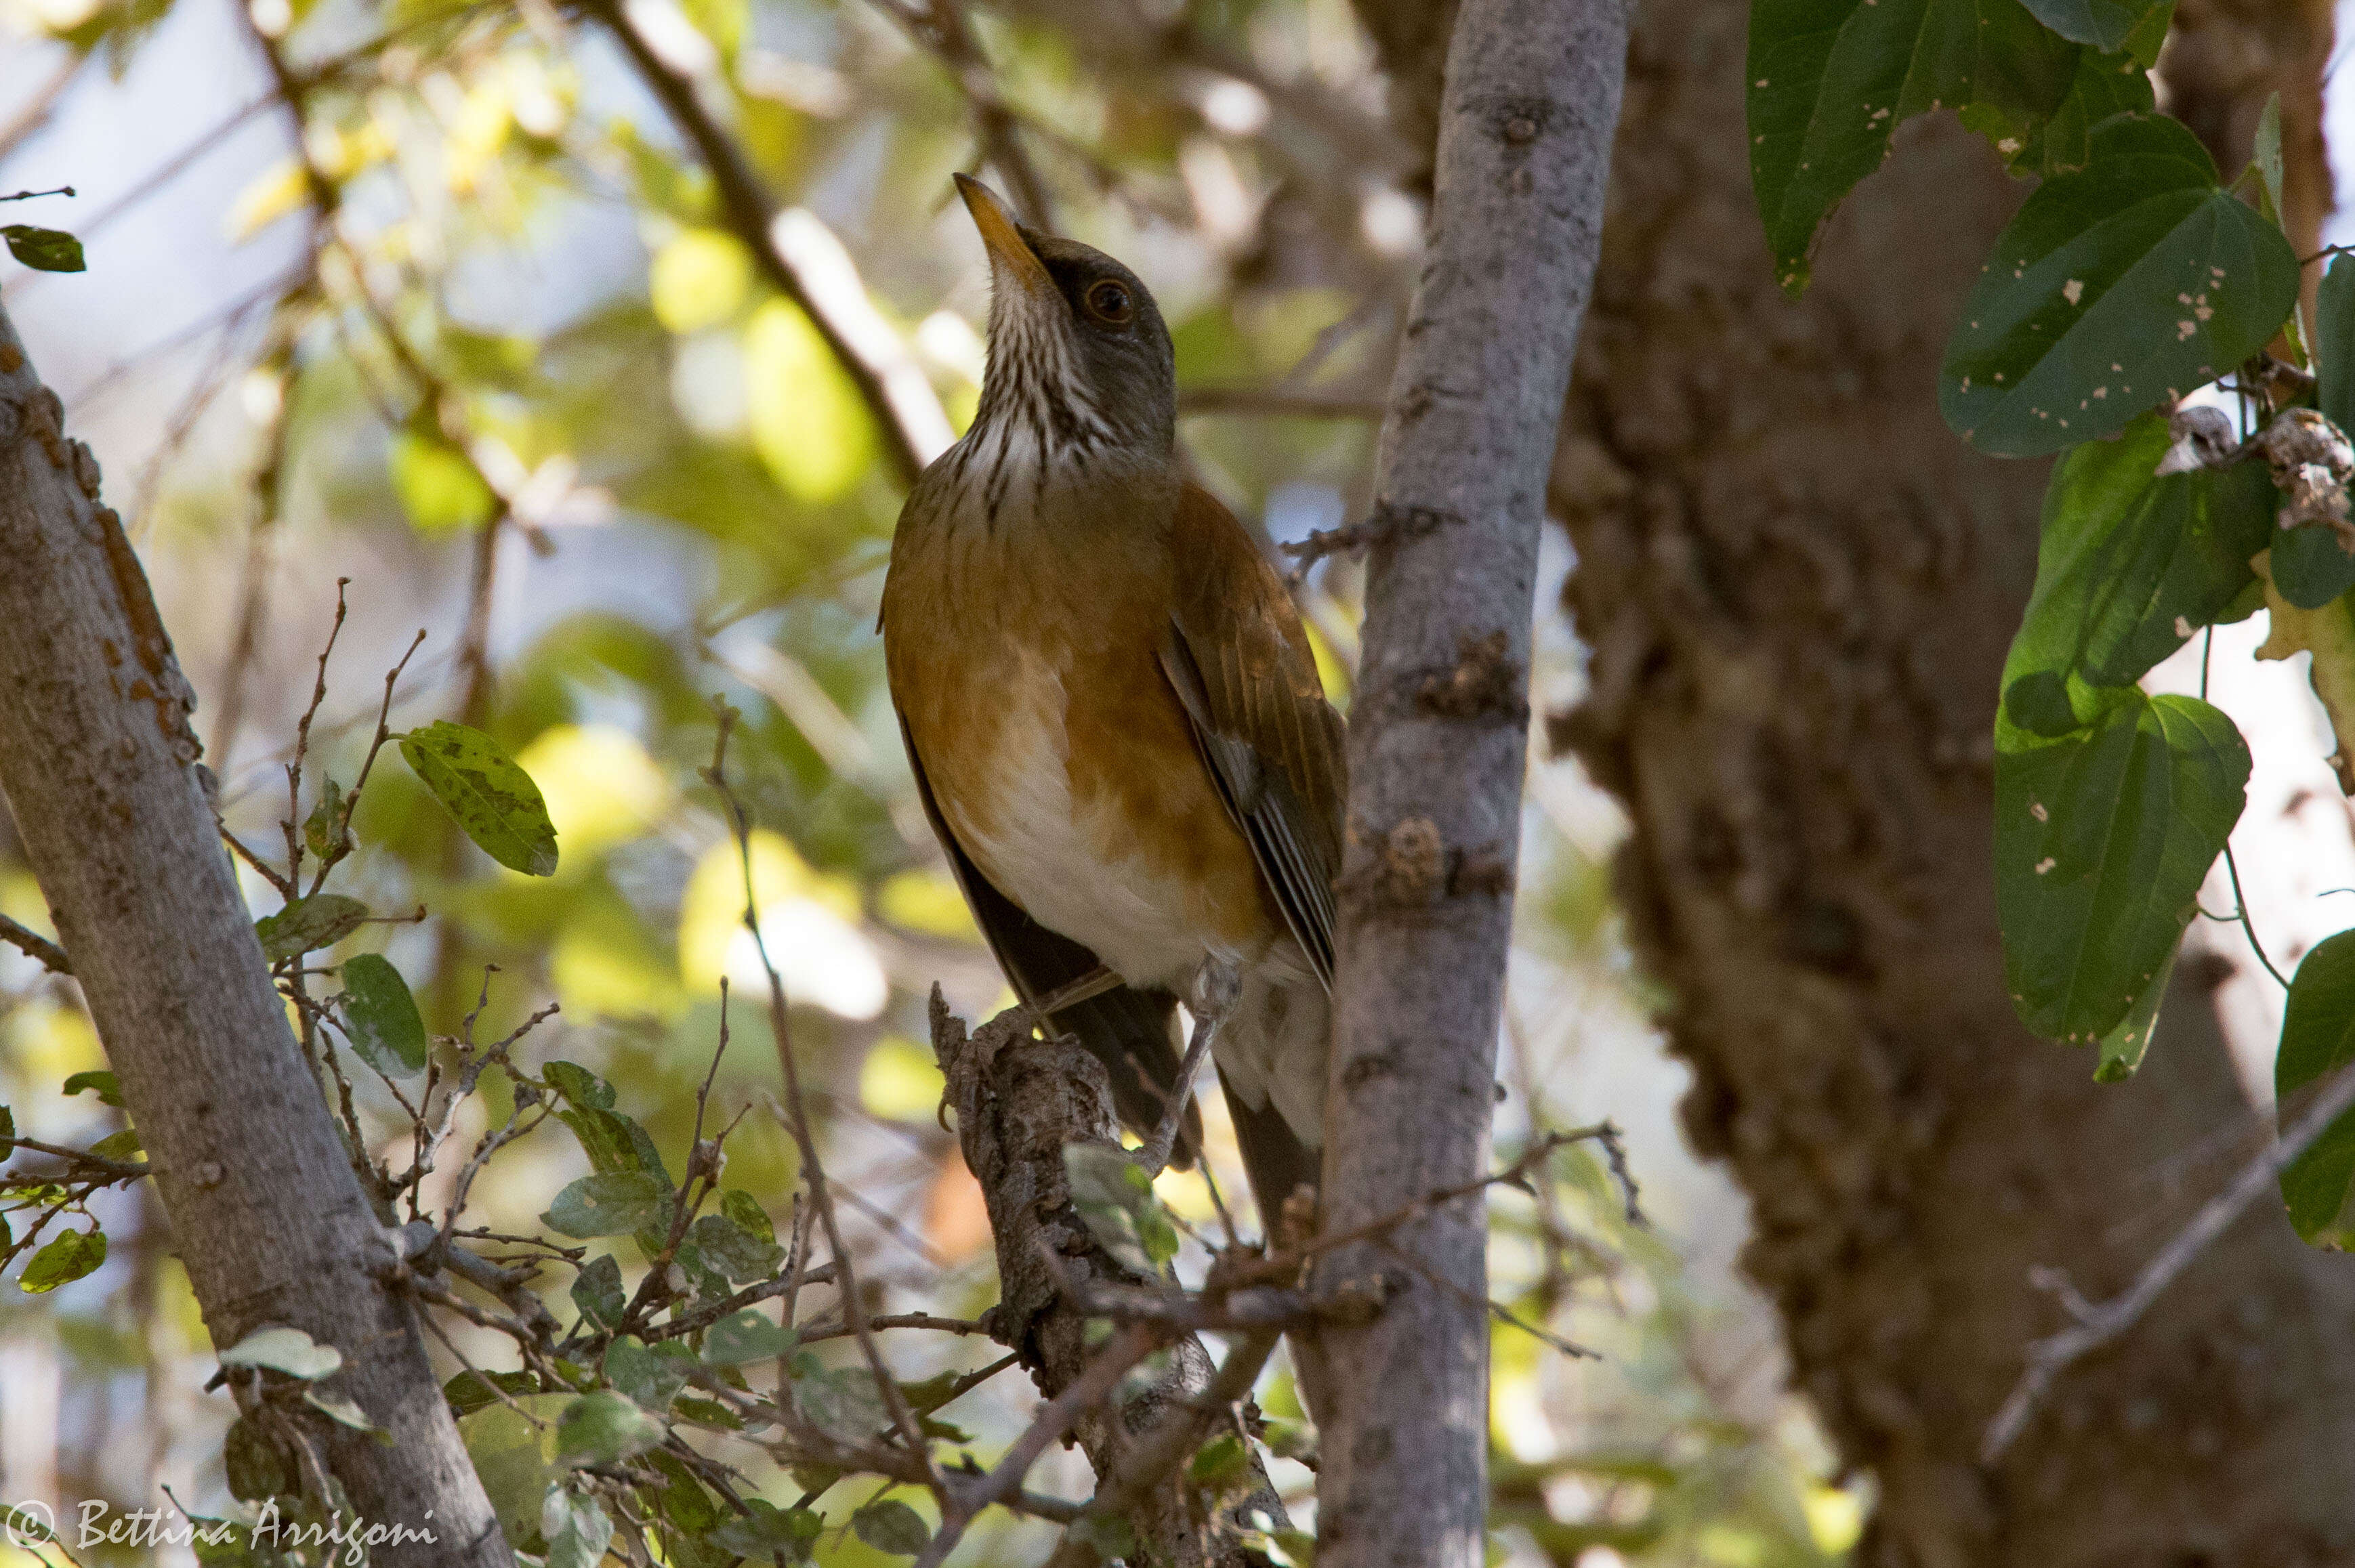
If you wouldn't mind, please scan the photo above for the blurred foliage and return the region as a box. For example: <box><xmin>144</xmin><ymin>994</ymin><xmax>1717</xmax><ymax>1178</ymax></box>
<box><xmin>0</xmin><ymin>0</ymin><xmax>1851</xmax><ymax>1559</ymax></box>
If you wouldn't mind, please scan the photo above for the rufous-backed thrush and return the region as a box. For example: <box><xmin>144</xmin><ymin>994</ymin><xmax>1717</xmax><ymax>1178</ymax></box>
<box><xmin>882</xmin><ymin>175</ymin><xmax>1347</xmax><ymax>1229</ymax></box>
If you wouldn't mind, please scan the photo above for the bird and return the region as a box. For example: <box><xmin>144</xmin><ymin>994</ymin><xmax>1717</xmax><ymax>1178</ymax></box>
<box><xmin>881</xmin><ymin>175</ymin><xmax>1348</xmax><ymax>1243</ymax></box>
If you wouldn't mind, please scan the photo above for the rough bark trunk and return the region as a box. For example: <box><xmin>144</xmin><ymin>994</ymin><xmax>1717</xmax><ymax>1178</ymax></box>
<box><xmin>930</xmin><ymin>996</ymin><xmax>1285</xmax><ymax>1567</ymax></box>
<box><xmin>1311</xmin><ymin>1</ymin><xmax>1625</xmax><ymax>1565</ymax></box>
<box><xmin>1542</xmin><ymin>0</ymin><xmax>2355</xmax><ymax>1561</ymax></box>
<box><xmin>0</xmin><ymin>305</ymin><xmax>509</xmax><ymax>1565</ymax></box>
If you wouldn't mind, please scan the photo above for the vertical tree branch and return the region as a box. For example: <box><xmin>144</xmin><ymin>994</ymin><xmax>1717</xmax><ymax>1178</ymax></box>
<box><xmin>1312</xmin><ymin>1</ymin><xmax>1624</xmax><ymax>1565</ymax></box>
<box><xmin>0</xmin><ymin>307</ymin><xmax>510</xmax><ymax>1565</ymax></box>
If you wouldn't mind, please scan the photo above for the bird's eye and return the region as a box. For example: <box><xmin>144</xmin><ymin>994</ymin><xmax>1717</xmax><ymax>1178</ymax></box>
<box><xmin>1083</xmin><ymin>279</ymin><xmax>1133</xmax><ymax>325</ymax></box>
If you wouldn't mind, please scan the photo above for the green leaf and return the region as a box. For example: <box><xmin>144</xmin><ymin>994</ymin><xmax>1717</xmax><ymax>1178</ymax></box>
<box><xmin>224</xmin><ymin>1416</ymin><xmax>295</xmax><ymax>1502</ymax></box>
<box><xmin>1064</xmin><ymin>1143</ymin><xmax>1180</xmax><ymax>1273</ymax></box>
<box><xmin>544</xmin><ymin>1059</ymin><xmax>618</xmax><ymax>1111</ymax></box>
<box><xmin>708</xmin><ymin>1498</ymin><xmax>823</xmax><ymax>1561</ymax></box>
<box><xmin>543</xmin><ymin>1171</ymin><xmax>669</xmax><ymax>1237</ymax></box>
<box><xmin>789</xmin><ymin>1352</ymin><xmax>889</xmax><ymax>1440</ymax></box>
<box><xmin>1942</xmin><ymin>113</ymin><xmax>2301</xmax><ymax>457</ymax></box>
<box><xmin>458</xmin><ymin>1393</ymin><xmax>572</xmax><ymax>1546</ymax></box>
<box><xmin>2267</xmin><ymin>522</ymin><xmax>2355</xmax><ymax>610</ymax></box>
<box><xmin>1986</xmin><ymin>43</ymin><xmax>2156</xmax><ymax>178</ymax></box>
<box><xmin>721</xmin><ymin>1188</ymin><xmax>776</xmax><ymax>1246</ymax></box>
<box><xmin>686</xmin><ymin>1212</ymin><xmax>783</xmax><ymax>1284</ymax></box>
<box><xmin>604</xmin><ymin>1337</ymin><xmax>692</xmax><ymax>1410</ymax></box>
<box><xmin>541</xmin><ymin>1485</ymin><xmax>614</xmax><ymax>1568</ymax></box>
<box><xmin>339</xmin><ymin>953</ymin><xmax>428</xmax><ymax>1078</ymax></box>
<box><xmin>571</xmin><ymin>1254</ymin><xmax>625</xmax><ymax>1332</ymax></box>
<box><xmin>397</xmin><ymin>720</ymin><xmax>560</xmax><ymax>876</ymax></box>
<box><xmin>2020</xmin><ymin>0</ymin><xmax>2168</xmax><ymax>52</ymax></box>
<box><xmin>303</xmin><ymin>778</ymin><xmax>350</xmax><ymax>860</ymax></box>
<box><xmin>303</xmin><ymin>1387</ymin><xmax>379</xmax><ymax>1431</ymax></box>
<box><xmin>1747</xmin><ymin>0</ymin><xmax>2078</xmax><ymax>293</ymax></box>
<box><xmin>444</xmin><ymin>1368</ymin><xmax>540</xmax><ymax>1416</ymax></box>
<box><xmin>703</xmin><ymin>1308</ymin><xmax>795</xmax><ymax>1364</ymax></box>
<box><xmin>19</xmin><ymin>1227</ymin><xmax>104</xmax><ymax>1293</ymax></box>
<box><xmin>1188</xmin><ymin>1432</ymin><xmax>1252</xmax><ymax>1487</ymax></box>
<box><xmin>253</xmin><ymin>893</ymin><xmax>370</xmax><ymax>963</ymax></box>
<box><xmin>2253</xmin><ymin>91</ymin><xmax>2287</xmax><ymax>224</ymax></box>
<box><xmin>850</xmin><ymin>1499</ymin><xmax>932</xmax><ymax>1557</ymax></box>
<box><xmin>388</xmin><ymin>429</ymin><xmax>496</xmax><ymax>535</ymax></box>
<box><xmin>556</xmin><ymin>1389</ymin><xmax>665</xmax><ymax>1467</ymax></box>
<box><xmin>2001</xmin><ymin>415</ymin><xmax>2276</xmax><ymax>738</ymax></box>
<box><xmin>2253</xmin><ymin>553</ymin><xmax>2355</xmax><ymax>794</ymax></box>
<box><xmin>219</xmin><ymin>1326</ymin><xmax>342</xmax><ymax>1380</ymax></box>
<box><xmin>62</xmin><ymin>1069</ymin><xmax>120</xmax><ymax>1107</ymax></box>
<box><xmin>3</xmin><ymin>226</ymin><xmax>84</xmax><ymax>272</ymax></box>
<box><xmin>2320</xmin><ymin>254</ymin><xmax>2355</xmax><ymax>430</ymax></box>
<box><xmin>2278</xmin><ymin>930</ymin><xmax>2355</xmax><ymax>1245</ymax></box>
<box><xmin>1995</xmin><ymin>690</ymin><xmax>2248</xmax><ymax>1043</ymax></box>
<box><xmin>87</xmin><ymin>1128</ymin><xmax>140</xmax><ymax>1162</ymax></box>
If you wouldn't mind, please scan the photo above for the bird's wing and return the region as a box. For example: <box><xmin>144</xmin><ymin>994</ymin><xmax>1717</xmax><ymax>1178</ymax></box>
<box><xmin>1159</xmin><ymin>483</ymin><xmax>1349</xmax><ymax>989</ymax></box>
<box><xmin>895</xmin><ymin>714</ymin><xmax>1201</xmax><ymax>1159</ymax></box>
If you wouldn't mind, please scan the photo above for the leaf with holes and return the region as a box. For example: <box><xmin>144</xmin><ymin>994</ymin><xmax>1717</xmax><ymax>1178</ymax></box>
<box><xmin>1995</xmin><ymin>690</ymin><xmax>2247</xmax><ymax>1044</ymax></box>
<box><xmin>2278</xmin><ymin>930</ymin><xmax>2355</xmax><ymax>1246</ymax></box>
<box><xmin>1999</xmin><ymin>413</ymin><xmax>2275</xmax><ymax>740</ymax></box>
<box><xmin>397</xmin><ymin>721</ymin><xmax>559</xmax><ymax>876</ymax></box>
<box><xmin>253</xmin><ymin>893</ymin><xmax>369</xmax><ymax>964</ymax></box>
<box><xmin>1942</xmin><ymin>113</ymin><xmax>2301</xmax><ymax>457</ymax></box>
<box><xmin>1747</xmin><ymin>0</ymin><xmax>2077</xmax><ymax>293</ymax></box>
<box><xmin>339</xmin><ymin>953</ymin><xmax>428</xmax><ymax>1078</ymax></box>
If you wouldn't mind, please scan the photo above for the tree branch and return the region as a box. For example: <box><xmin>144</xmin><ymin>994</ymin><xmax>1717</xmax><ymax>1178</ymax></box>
<box><xmin>0</xmin><ymin>309</ymin><xmax>509</xmax><ymax>1562</ymax></box>
<box><xmin>1312</xmin><ymin>1</ymin><xmax>1625</xmax><ymax>1564</ymax></box>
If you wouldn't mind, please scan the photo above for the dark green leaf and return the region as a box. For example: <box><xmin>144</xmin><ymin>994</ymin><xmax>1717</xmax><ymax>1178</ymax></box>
<box><xmin>62</xmin><ymin>1070</ymin><xmax>120</xmax><ymax>1107</ymax></box>
<box><xmin>543</xmin><ymin>1171</ymin><xmax>669</xmax><ymax>1238</ymax></box>
<box><xmin>2277</xmin><ymin>929</ymin><xmax>2355</xmax><ymax>1245</ymax></box>
<box><xmin>671</xmin><ymin>1394</ymin><xmax>743</xmax><ymax>1430</ymax></box>
<box><xmin>571</xmin><ymin>1254</ymin><xmax>625</xmax><ymax>1332</ymax></box>
<box><xmin>304</xmin><ymin>779</ymin><xmax>350</xmax><ymax>860</ymax></box>
<box><xmin>708</xmin><ymin>1499</ymin><xmax>822</xmax><ymax>1561</ymax></box>
<box><xmin>1942</xmin><ymin>113</ymin><xmax>2301</xmax><ymax>457</ymax></box>
<box><xmin>444</xmin><ymin>1368</ymin><xmax>540</xmax><ymax>1416</ymax></box>
<box><xmin>20</xmin><ymin>1227</ymin><xmax>104</xmax><ymax>1293</ymax></box>
<box><xmin>1986</xmin><ymin>43</ymin><xmax>2156</xmax><ymax>177</ymax></box>
<box><xmin>1995</xmin><ymin>690</ymin><xmax>2247</xmax><ymax>1043</ymax></box>
<box><xmin>397</xmin><ymin>720</ymin><xmax>560</xmax><ymax>876</ymax></box>
<box><xmin>703</xmin><ymin>1308</ymin><xmax>795</xmax><ymax>1364</ymax></box>
<box><xmin>0</xmin><ymin>1105</ymin><xmax>13</xmax><ymax>1141</ymax></box>
<box><xmin>2020</xmin><ymin>0</ymin><xmax>2168</xmax><ymax>52</ymax></box>
<box><xmin>253</xmin><ymin>893</ymin><xmax>370</xmax><ymax>964</ymax></box>
<box><xmin>3</xmin><ymin>226</ymin><xmax>84</xmax><ymax>272</ymax></box>
<box><xmin>2001</xmin><ymin>414</ymin><xmax>2276</xmax><ymax>738</ymax></box>
<box><xmin>556</xmin><ymin>1389</ymin><xmax>665</xmax><ymax>1467</ymax></box>
<box><xmin>850</xmin><ymin>1499</ymin><xmax>932</xmax><ymax>1557</ymax></box>
<box><xmin>224</xmin><ymin>1417</ymin><xmax>294</xmax><ymax>1501</ymax></box>
<box><xmin>1747</xmin><ymin>0</ymin><xmax>2077</xmax><ymax>293</ymax></box>
<box><xmin>603</xmin><ymin>1337</ymin><xmax>691</xmax><ymax>1410</ymax></box>
<box><xmin>2319</xmin><ymin>254</ymin><xmax>2355</xmax><ymax>430</ymax></box>
<box><xmin>2267</xmin><ymin>522</ymin><xmax>2355</xmax><ymax>609</ymax></box>
<box><xmin>339</xmin><ymin>953</ymin><xmax>428</xmax><ymax>1078</ymax></box>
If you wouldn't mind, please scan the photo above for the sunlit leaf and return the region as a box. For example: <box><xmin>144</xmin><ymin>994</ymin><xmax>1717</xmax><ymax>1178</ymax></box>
<box><xmin>218</xmin><ymin>1325</ymin><xmax>341</xmax><ymax>1380</ymax></box>
<box><xmin>389</xmin><ymin>429</ymin><xmax>497</xmax><ymax>534</ymax></box>
<box><xmin>19</xmin><ymin>1228</ymin><xmax>104</xmax><ymax>1293</ymax></box>
<box><xmin>745</xmin><ymin>298</ymin><xmax>876</xmax><ymax>503</ymax></box>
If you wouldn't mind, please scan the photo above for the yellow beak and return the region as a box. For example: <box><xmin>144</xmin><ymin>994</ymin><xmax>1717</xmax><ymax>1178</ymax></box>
<box><xmin>955</xmin><ymin>174</ymin><xmax>1053</xmax><ymax>298</ymax></box>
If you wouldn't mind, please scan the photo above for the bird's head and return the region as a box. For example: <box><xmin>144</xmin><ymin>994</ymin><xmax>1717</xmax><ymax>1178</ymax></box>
<box><xmin>955</xmin><ymin>174</ymin><xmax>1175</xmax><ymax>465</ymax></box>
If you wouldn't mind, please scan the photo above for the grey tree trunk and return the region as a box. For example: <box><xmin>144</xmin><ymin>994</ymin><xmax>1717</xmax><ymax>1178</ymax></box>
<box><xmin>1537</xmin><ymin>0</ymin><xmax>2355</xmax><ymax>1559</ymax></box>
<box><xmin>1311</xmin><ymin>2</ymin><xmax>1625</xmax><ymax>1565</ymax></box>
<box><xmin>0</xmin><ymin>305</ymin><xmax>510</xmax><ymax>1565</ymax></box>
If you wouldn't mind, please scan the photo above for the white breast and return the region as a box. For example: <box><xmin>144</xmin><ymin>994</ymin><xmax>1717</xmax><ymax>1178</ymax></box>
<box><xmin>944</xmin><ymin>653</ymin><xmax>1217</xmax><ymax>994</ymax></box>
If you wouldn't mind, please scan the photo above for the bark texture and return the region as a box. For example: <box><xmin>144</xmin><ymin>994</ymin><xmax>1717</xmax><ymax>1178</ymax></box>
<box><xmin>930</xmin><ymin>996</ymin><xmax>1284</xmax><ymax>1567</ymax></box>
<box><xmin>1311</xmin><ymin>1</ymin><xmax>1625</xmax><ymax>1565</ymax></box>
<box><xmin>1541</xmin><ymin>0</ymin><xmax>2355</xmax><ymax>1561</ymax></box>
<box><xmin>0</xmin><ymin>307</ymin><xmax>509</xmax><ymax>1565</ymax></box>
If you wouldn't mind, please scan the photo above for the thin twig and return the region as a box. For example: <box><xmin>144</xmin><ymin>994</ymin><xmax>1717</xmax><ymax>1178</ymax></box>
<box><xmin>1981</xmin><ymin>1057</ymin><xmax>2355</xmax><ymax>1462</ymax></box>
<box><xmin>0</xmin><ymin>914</ymin><xmax>70</xmax><ymax>975</ymax></box>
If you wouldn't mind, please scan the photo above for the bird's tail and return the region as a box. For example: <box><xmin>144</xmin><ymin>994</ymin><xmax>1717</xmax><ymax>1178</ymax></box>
<box><xmin>1220</xmin><ymin>1080</ymin><xmax>1335</xmax><ymax>1429</ymax></box>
